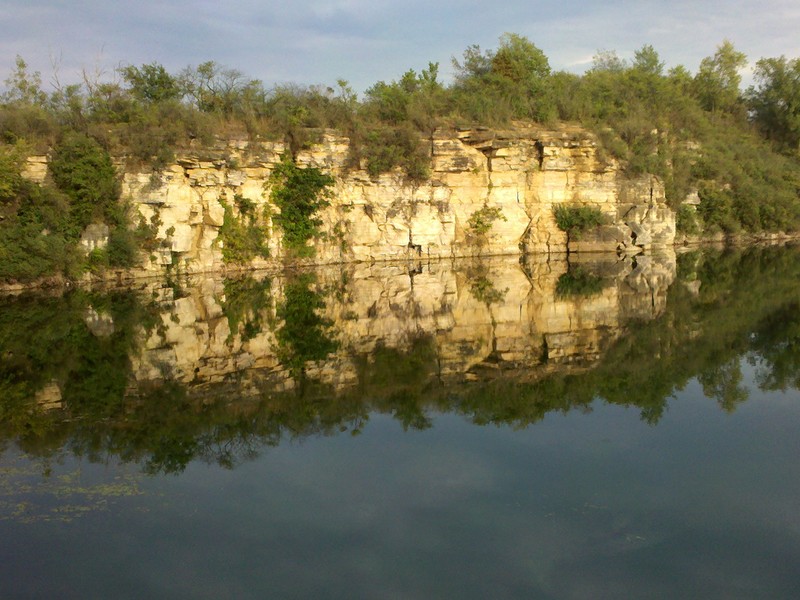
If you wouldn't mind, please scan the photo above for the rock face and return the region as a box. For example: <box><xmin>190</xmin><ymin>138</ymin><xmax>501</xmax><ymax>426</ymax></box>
<box><xmin>117</xmin><ymin>124</ymin><xmax>675</xmax><ymax>275</ymax></box>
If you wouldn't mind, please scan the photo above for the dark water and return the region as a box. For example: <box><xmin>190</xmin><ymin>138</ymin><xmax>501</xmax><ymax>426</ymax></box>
<box><xmin>2</xmin><ymin>248</ymin><xmax>800</xmax><ymax>598</ymax></box>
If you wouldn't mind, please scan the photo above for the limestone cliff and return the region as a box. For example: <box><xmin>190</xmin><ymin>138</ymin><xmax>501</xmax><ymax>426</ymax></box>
<box><xmin>114</xmin><ymin>124</ymin><xmax>674</xmax><ymax>274</ymax></box>
<box><xmin>22</xmin><ymin>124</ymin><xmax>676</xmax><ymax>276</ymax></box>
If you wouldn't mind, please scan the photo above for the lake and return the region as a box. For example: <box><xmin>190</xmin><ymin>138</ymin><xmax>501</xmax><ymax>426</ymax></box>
<box><xmin>2</xmin><ymin>247</ymin><xmax>800</xmax><ymax>598</ymax></box>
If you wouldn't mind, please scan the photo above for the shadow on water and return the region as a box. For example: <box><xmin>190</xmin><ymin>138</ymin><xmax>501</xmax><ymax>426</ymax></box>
<box><xmin>2</xmin><ymin>245</ymin><xmax>800</xmax><ymax>473</ymax></box>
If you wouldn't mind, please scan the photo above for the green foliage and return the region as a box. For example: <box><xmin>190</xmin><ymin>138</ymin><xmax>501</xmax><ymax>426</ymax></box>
<box><xmin>692</xmin><ymin>40</ymin><xmax>747</xmax><ymax>114</ymax></box>
<box><xmin>0</xmin><ymin>215</ymin><xmax>80</xmax><ymax>281</ymax></box>
<box><xmin>452</xmin><ymin>33</ymin><xmax>555</xmax><ymax>123</ymax></box>
<box><xmin>364</xmin><ymin>63</ymin><xmax>447</xmax><ymax>133</ymax></box>
<box><xmin>275</xmin><ymin>274</ymin><xmax>338</xmax><ymax>376</ymax></box>
<box><xmin>0</xmin><ymin>153</ymin><xmax>84</xmax><ymax>281</ymax></box>
<box><xmin>218</xmin><ymin>195</ymin><xmax>269</xmax><ymax>263</ymax></box>
<box><xmin>2</xmin><ymin>34</ymin><xmax>800</xmax><ymax>255</ymax></box>
<box><xmin>48</xmin><ymin>133</ymin><xmax>120</xmax><ymax>236</ymax></box>
<box><xmin>120</xmin><ymin>62</ymin><xmax>182</xmax><ymax>104</ymax></box>
<box><xmin>181</xmin><ymin>61</ymin><xmax>264</xmax><ymax>116</ymax></box>
<box><xmin>676</xmin><ymin>205</ymin><xmax>701</xmax><ymax>234</ymax></box>
<box><xmin>119</xmin><ymin>100</ymin><xmax>212</xmax><ymax>169</ymax></box>
<box><xmin>747</xmin><ymin>56</ymin><xmax>800</xmax><ymax>153</ymax></box>
<box><xmin>106</xmin><ymin>223</ymin><xmax>139</xmax><ymax>266</ymax></box>
<box><xmin>361</xmin><ymin>124</ymin><xmax>430</xmax><ymax>182</ymax></box>
<box><xmin>268</xmin><ymin>156</ymin><xmax>333</xmax><ymax>257</ymax></box>
<box><xmin>1</xmin><ymin>56</ymin><xmax>47</xmax><ymax>107</ymax></box>
<box><xmin>0</xmin><ymin>141</ymin><xmax>25</xmax><ymax>199</ymax></box>
<box><xmin>467</xmin><ymin>204</ymin><xmax>506</xmax><ymax>246</ymax></box>
<box><xmin>553</xmin><ymin>204</ymin><xmax>607</xmax><ymax>238</ymax></box>
<box><xmin>691</xmin><ymin>124</ymin><xmax>800</xmax><ymax>232</ymax></box>
<box><xmin>632</xmin><ymin>45</ymin><xmax>665</xmax><ymax>76</ymax></box>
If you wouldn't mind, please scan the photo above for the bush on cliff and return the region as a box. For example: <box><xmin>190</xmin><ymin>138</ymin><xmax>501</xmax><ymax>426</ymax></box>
<box><xmin>49</xmin><ymin>133</ymin><xmax>120</xmax><ymax>236</ymax></box>
<box><xmin>218</xmin><ymin>195</ymin><xmax>270</xmax><ymax>264</ymax></box>
<box><xmin>268</xmin><ymin>156</ymin><xmax>334</xmax><ymax>258</ymax></box>
<box><xmin>553</xmin><ymin>204</ymin><xmax>607</xmax><ymax>239</ymax></box>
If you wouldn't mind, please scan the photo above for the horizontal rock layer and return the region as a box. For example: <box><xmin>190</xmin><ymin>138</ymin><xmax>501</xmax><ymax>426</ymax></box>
<box><xmin>27</xmin><ymin>124</ymin><xmax>677</xmax><ymax>276</ymax></box>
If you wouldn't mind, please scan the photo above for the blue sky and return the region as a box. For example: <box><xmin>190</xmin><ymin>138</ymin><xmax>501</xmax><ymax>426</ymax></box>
<box><xmin>2</xmin><ymin>0</ymin><xmax>799</xmax><ymax>94</ymax></box>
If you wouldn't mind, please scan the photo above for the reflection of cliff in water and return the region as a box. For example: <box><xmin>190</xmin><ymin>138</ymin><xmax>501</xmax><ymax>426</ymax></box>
<box><xmin>3</xmin><ymin>246</ymin><xmax>800</xmax><ymax>473</ymax></box>
<box><xmin>131</xmin><ymin>251</ymin><xmax>676</xmax><ymax>393</ymax></box>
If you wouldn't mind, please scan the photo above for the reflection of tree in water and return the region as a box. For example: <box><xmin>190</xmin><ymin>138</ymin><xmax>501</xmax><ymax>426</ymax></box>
<box><xmin>699</xmin><ymin>359</ymin><xmax>749</xmax><ymax>413</ymax></box>
<box><xmin>466</xmin><ymin>263</ymin><xmax>507</xmax><ymax>305</ymax></box>
<box><xmin>750</xmin><ymin>302</ymin><xmax>800</xmax><ymax>391</ymax></box>
<box><xmin>469</xmin><ymin>277</ymin><xmax>507</xmax><ymax>305</ymax></box>
<box><xmin>275</xmin><ymin>273</ymin><xmax>339</xmax><ymax>378</ymax></box>
<box><xmin>220</xmin><ymin>276</ymin><xmax>273</xmax><ymax>342</ymax></box>
<box><xmin>0</xmin><ymin>290</ymin><xmax>157</xmax><ymax>458</ymax></box>
<box><xmin>353</xmin><ymin>336</ymin><xmax>439</xmax><ymax>431</ymax></box>
<box><xmin>555</xmin><ymin>265</ymin><xmax>607</xmax><ymax>298</ymax></box>
<box><xmin>5</xmin><ymin>247</ymin><xmax>800</xmax><ymax>474</ymax></box>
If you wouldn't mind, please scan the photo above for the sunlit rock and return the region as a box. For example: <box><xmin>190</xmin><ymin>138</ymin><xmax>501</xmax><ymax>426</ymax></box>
<box><xmin>105</xmin><ymin>124</ymin><xmax>676</xmax><ymax>275</ymax></box>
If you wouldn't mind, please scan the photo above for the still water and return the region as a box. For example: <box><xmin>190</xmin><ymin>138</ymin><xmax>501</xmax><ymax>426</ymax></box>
<box><xmin>2</xmin><ymin>248</ymin><xmax>800</xmax><ymax>598</ymax></box>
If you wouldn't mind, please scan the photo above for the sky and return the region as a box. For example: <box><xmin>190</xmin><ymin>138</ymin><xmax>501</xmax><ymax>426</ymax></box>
<box><xmin>2</xmin><ymin>0</ymin><xmax>799</xmax><ymax>95</ymax></box>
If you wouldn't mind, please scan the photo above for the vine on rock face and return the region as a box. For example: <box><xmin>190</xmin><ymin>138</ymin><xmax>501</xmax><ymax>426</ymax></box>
<box><xmin>218</xmin><ymin>194</ymin><xmax>270</xmax><ymax>264</ymax></box>
<box><xmin>268</xmin><ymin>156</ymin><xmax>334</xmax><ymax>258</ymax></box>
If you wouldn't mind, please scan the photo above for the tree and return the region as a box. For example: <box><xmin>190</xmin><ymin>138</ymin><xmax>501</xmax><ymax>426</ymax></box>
<box><xmin>632</xmin><ymin>45</ymin><xmax>665</xmax><ymax>76</ymax></box>
<box><xmin>589</xmin><ymin>50</ymin><xmax>627</xmax><ymax>73</ymax></box>
<box><xmin>491</xmin><ymin>33</ymin><xmax>551</xmax><ymax>85</ymax></box>
<box><xmin>49</xmin><ymin>133</ymin><xmax>120</xmax><ymax>235</ymax></box>
<box><xmin>693</xmin><ymin>40</ymin><xmax>747</xmax><ymax>113</ymax></box>
<box><xmin>181</xmin><ymin>61</ymin><xmax>264</xmax><ymax>115</ymax></box>
<box><xmin>364</xmin><ymin>62</ymin><xmax>446</xmax><ymax>132</ymax></box>
<box><xmin>452</xmin><ymin>33</ymin><xmax>554</xmax><ymax>122</ymax></box>
<box><xmin>120</xmin><ymin>62</ymin><xmax>182</xmax><ymax>104</ymax></box>
<box><xmin>747</xmin><ymin>56</ymin><xmax>800</xmax><ymax>153</ymax></box>
<box><xmin>1</xmin><ymin>56</ymin><xmax>47</xmax><ymax>106</ymax></box>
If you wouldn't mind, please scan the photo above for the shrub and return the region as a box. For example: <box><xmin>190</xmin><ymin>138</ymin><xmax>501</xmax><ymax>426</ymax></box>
<box><xmin>361</xmin><ymin>124</ymin><xmax>430</xmax><ymax>183</ymax></box>
<box><xmin>467</xmin><ymin>205</ymin><xmax>506</xmax><ymax>246</ymax></box>
<box><xmin>218</xmin><ymin>197</ymin><xmax>269</xmax><ymax>263</ymax></box>
<box><xmin>676</xmin><ymin>205</ymin><xmax>701</xmax><ymax>234</ymax></box>
<box><xmin>106</xmin><ymin>226</ymin><xmax>139</xmax><ymax>267</ymax></box>
<box><xmin>553</xmin><ymin>204</ymin><xmax>607</xmax><ymax>239</ymax></box>
<box><xmin>0</xmin><ymin>171</ymin><xmax>84</xmax><ymax>281</ymax></box>
<box><xmin>696</xmin><ymin>183</ymin><xmax>738</xmax><ymax>233</ymax></box>
<box><xmin>49</xmin><ymin>133</ymin><xmax>120</xmax><ymax>237</ymax></box>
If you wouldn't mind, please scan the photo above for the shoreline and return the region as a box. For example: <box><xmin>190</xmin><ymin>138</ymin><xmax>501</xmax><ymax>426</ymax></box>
<box><xmin>3</xmin><ymin>234</ymin><xmax>798</xmax><ymax>295</ymax></box>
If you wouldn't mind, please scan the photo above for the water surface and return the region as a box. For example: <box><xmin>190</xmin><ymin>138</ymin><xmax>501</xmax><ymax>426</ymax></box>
<box><xmin>2</xmin><ymin>248</ymin><xmax>800</xmax><ymax>598</ymax></box>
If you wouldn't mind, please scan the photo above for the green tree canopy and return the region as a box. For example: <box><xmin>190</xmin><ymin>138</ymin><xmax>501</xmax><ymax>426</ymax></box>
<box><xmin>693</xmin><ymin>40</ymin><xmax>747</xmax><ymax>113</ymax></box>
<box><xmin>452</xmin><ymin>33</ymin><xmax>554</xmax><ymax>122</ymax></box>
<box><xmin>747</xmin><ymin>56</ymin><xmax>800</xmax><ymax>153</ymax></box>
<box><xmin>120</xmin><ymin>62</ymin><xmax>183</xmax><ymax>104</ymax></box>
